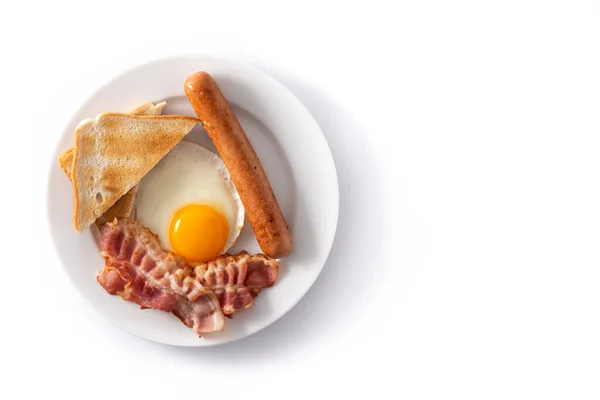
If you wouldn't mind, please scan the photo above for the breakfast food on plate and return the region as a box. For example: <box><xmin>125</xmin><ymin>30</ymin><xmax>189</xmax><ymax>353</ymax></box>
<box><xmin>192</xmin><ymin>250</ymin><xmax>278</xmax><ymax>317</ymax></box>
<box><xmin>184</xmin><ymin>71</ymin><xmax>293</xmax><ymax>259</ymax></box>
<box><xmin>129</xmin><ymin>101</ymin><xmax>167</xmax><ymax>116</ymax></box>
<box><xmin>71</xmin><ymin>113</ymin><xmax>199</xmax><ymax>232</ymax></box>
<box><xmin>97</xmin><ymin>218</ymin><xmax>278</xmax><ymax>334</ymax></box>
<box><xmin>58</xmin><ymin>102</ymin><xmax>167</xmax><ymax>175</ymax></box>
<box><xmin>58</xmin><ymin>101</ymin><xmax>166</xmax><ymax>226</ymax></box>
<box><xmin>61</xmin><ymin>70</ymin><xmax>293</xmax><ymax>338</ymax></box>
<box><xmin>135</xmin><ymin>141</ymin><xmax>245</xmax><ymax>263</ymax></box>
<box><xmin>97</xmin><ymin>218</ymin><xmax>225</xmax><ymax>333</ymax></box>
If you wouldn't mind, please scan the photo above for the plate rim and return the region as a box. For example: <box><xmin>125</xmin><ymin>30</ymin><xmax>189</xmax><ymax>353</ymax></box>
<box><xmin>46</xmin><ymin>55</ymin><xmax>339</xmax><ymax>347</ymax></box>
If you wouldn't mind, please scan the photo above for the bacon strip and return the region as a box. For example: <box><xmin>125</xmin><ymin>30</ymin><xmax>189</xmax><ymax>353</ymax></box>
<box><xmin>193</xmin><ymin>253</ymin><xmax>278</xmax><ymax>317</ymax></box>
<box><xmin>96</xmin><ymin>218</ymin><xmax>279</xmax><ymax>335</ymax></box>
<box><xmin>97</xmin><ymin>219</ymin><xmax>225</xmax><ymax>335</ymax></box>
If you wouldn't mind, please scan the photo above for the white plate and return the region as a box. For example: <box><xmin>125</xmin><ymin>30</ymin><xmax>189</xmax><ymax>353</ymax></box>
<box><xmin>46</xmin><ymin>57</ymin><xmax>339</xmax><ymax>347</ymax></box>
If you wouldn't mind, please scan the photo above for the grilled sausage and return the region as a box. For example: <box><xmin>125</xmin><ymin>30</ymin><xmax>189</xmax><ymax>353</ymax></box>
<box><xmin>184</xmin><ymin>72</ymin><xmax>293</xmax><ymax>258</ymax></box>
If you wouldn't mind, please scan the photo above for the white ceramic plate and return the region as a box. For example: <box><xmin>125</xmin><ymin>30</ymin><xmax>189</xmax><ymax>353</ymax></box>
<box><xmin>47</xmin><ymin>57</ymin><xmax>339</xmax><ymax>347</ymax></box>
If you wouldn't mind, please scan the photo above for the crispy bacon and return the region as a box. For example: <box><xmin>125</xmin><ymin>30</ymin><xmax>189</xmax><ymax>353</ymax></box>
<box><xmin>97</xmin><ymin>262</ymin><xmax>179</xmax><ymax>311</ymax></box>
<box><xmin>193</xmin><ymin>253</ymin><xmax>278</xmax><ymax>317</ymax></box>
<box><xmin>96</xmin><ymin>218</ymin><xmax>279</xmax><ymax>335</ymax></box>
<box><xmin>97</xmin><ymin>219</ymin><xmax>225</xmax><ymax>335</ymax></box>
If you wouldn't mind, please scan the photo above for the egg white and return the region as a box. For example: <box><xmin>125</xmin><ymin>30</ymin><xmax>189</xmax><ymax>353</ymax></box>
<box><xmin>135</xmin><ymin>141</ymin><xmax>245</xmax><ymax>255</ymax></box>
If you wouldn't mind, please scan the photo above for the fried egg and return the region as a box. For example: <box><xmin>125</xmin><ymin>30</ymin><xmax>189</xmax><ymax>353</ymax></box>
<box><xmin>135</xmin><ymin>141</ymin><xmax>244</xmax><ymax>263</ymax></box>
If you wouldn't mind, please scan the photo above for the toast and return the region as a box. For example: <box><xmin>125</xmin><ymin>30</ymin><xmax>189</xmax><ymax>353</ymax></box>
<box><xmin>71</xmin><ymin>113</ymin><xmax>199</xmax><ymax>232</ymax></box>
<box><xmin>59</xmin><ymin>102</ymin><xmax>166</xmax><ymax>226</ymax></box>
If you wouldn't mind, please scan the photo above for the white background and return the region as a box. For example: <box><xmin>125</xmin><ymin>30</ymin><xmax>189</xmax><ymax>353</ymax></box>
<box><xmin>5</xmin><ymin>0</ymin><xmax>600</xmax><ymax>398</ymax></box>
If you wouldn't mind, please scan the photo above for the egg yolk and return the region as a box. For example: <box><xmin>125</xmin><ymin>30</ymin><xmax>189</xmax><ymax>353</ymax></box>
<box><xmin>169</xmin><ymin>204</ymin><xmax>229</xmax><ymax>263</ymax></box>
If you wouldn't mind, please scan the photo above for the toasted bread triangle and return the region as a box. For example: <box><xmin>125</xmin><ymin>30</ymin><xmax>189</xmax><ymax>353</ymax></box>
<box><xmin>71</xmin><ymin>113</ymin><xmax>199</xmax><ymax>232</ymax></box>
<box><xmin>59</xmin><ymin>102</ymin><xmax>166</xmax><ymax>227</ymax></box>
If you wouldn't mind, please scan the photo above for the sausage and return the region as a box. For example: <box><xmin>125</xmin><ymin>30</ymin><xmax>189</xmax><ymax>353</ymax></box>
<box><xmin>184</xmin><ymin>72</ymin><xmax>293</xmax><ymax>258</ymax></box>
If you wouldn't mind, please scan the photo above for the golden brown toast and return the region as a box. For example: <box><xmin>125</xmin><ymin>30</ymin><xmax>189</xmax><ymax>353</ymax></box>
<box><xmin>59</xmin><ymin>102</ymin><xmax>166</xmax><ymax>174</ymax></box>
<box><xmin>58</xmin><ymin>102</ymin><xmax>166</xmax><ymax>227</ymax></box>
<box><xmin>71</xmin><ymin>113</ymin><xmax>199</xmax><ymax>232</ymax></box>
<box><xmin>58</xmin><ymin>148</ymin><xmax>76</xmax><ymax>177</ymax></box>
